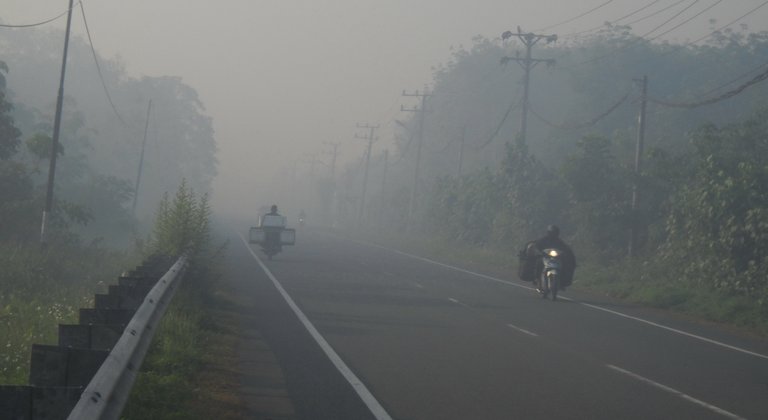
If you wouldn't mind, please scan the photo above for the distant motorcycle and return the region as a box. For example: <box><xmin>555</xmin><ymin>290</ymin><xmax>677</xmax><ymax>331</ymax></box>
<box><xmin>538</xmin><ymin>248</ymin><xmax>562</xmax><ymax>301</ymax></box>
<box><xmin>249</xmin><ymin>214</ymin><xmax>295</xmax><ymax>260</ymax></box>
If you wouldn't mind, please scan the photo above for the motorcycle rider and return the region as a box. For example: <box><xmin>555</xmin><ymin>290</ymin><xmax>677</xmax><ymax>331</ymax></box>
<box><xmin>530</xmin><ymin>225</ymin><xmax>576</xmax><ymax>289</ymax></box>
<box><xmin>264</xmin><ymin>204</ymin><xmax>283</xmax><ymax>253</ymax></box>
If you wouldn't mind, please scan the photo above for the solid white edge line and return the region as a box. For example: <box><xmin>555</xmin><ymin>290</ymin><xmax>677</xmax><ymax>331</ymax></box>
<box><xmin>239</xmin><ymin>234</ymin><xmax>393</xmax><ymax>420</ymax></box>
<box><xmin>347</xmin><ymin>238</ymin><xmax>768</xmax><ymax>361</ymax></box>
<box><xmin>507</xmin><ymin>323</ymin><xmax>540</xmax><ymax>337</ymax></box>
<box><xmin>606</xmin><ymin>364</ymin><xmax>747</xmax><ymax>420</ymax></box>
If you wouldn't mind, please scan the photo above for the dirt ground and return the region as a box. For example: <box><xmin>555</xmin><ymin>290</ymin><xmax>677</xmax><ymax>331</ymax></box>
<box><xmin>190</xmin><ymin>277</ymin><xmax>297</xmax><ymax>420</ymax></box>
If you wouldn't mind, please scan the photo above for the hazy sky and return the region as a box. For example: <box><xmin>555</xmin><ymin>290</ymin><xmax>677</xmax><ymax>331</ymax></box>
<box><xmin>5</xmin><ymin>0</ymin><xmax>768</xmax><ymax>215</ymax></box>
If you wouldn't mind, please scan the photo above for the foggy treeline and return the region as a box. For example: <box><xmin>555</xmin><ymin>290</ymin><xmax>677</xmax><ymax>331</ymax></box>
<box><xmin>335</xmin><ymin>25</ymin><xmax>768</xmax><ymax>302</ymax></box>
<box><xmin>0</xmin><ymin>27</ymin><xmax>216</xmax><ymax>246</ymax></box>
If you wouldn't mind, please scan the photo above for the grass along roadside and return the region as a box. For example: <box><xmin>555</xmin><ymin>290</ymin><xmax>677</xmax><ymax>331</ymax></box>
<box><xmin>121</xmin><ymin>258</ymin><xmax>251</xmax><ymax>420</ymax></box>
<box><xmin>345</xmin><ymin>227</ymin><xmax>768</xmax><ymax>337</ymax></box>
<box><xmin>0</xmin><ymin>241</ymin><xmax>136</xmax><ymax>384</ymax></box>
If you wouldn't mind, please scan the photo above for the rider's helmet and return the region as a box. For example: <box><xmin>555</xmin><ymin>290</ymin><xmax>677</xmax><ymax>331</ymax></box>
<box><xmin>270</xmin><ymin>204</ymin><xmax>278</xmax><ymax>213</ymax></box>
<box><xmin>546</xmin><ymin>224</ymin><xmax>560</xmax><ymax>238</ymax></box>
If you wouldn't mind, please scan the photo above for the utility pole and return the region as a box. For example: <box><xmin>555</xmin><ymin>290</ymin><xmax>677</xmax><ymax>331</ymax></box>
<box><xmin>629</xmin><ymin>75</ymin><xmax>648</xmax><ymax>258</ymax></box>
<box><xmin>41</xmin><ymin>0</ymin><xmax>75</xmax><ymax>246</ymax></box>
<box><xmin>324</xmin><ymin>141</ymin><xmax>340</xmax><ymax>179</ymax></box>
<box><xmin>304</xmin><ymin>153</ymin><xmax>320</xmax><ymax>178</ymax></box>
<box><xmin>402</xmin><ymin>87</ymin><xmax>431</xmax><ymax>225</ymax></box>
<box><xmin>457</xmin><ymin>125</ymin><xmax>466</xmax><ymax>177</ymax></box>
<box><xmin>379</xmin><ymin>149</ymin><xmax>389</xmax><ymax>231</ymax></box>
<box><xmin>355</xmin><ymin>123</ymin><xmax>378</xmax><ymax>223</ymax></box>
<box><xmin>132</xmin><ymin>99</ymin><xmax>152</xmax><ymax>215</ymax></box>
<box><xmin>501</xmin><ymin>28</ymin><xmax>557</xmax><ymax>145</ymax></box>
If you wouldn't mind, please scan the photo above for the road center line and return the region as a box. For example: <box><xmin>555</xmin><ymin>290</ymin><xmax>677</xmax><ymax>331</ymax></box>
<box><xmin>606</xmin><ymin>364</ymin><xmax>747</xmax><ymax>420</ymax></box>
<box><xmin>507</xmin><ymin>323</ymin><xmax>540</xmax><ymax>337</ymax></box>
<box><xmin>239</xmin><ymin>234</ymin><xmax>393</xmax><ymax>420</ymax></box>
<box><xmin>349</xmin><ymin>238</ymin><xmax>768</xmax><ymax>361</ymax></box>
<box><xmin>448</xmin><ymin>297</ymin><xmax>471</xmax><ymax>309</ymax></box>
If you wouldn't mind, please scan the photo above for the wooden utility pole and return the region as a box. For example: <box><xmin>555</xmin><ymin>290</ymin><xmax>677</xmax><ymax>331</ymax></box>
<box><xmin>402</xmin><ymin>87</ymin><xmax>431</xmax><ymax>224</ymax></box>
<box><xmin>355</xmin><ymin>123</ymin><xmax>378</xmax><ymax>222</ymax></box>
<box><xmin>629</xmin><ymin>75</ymin><xmax>648</xmax><ymax>257</ymax></box>
<box><xmin>501</xmin><ymin>29</ymin><xmax>557</xmax><ymax>144</ymax></box>
<box><xmin>132</xmin><ymin>100</ymin><xmax>152</xmax><ymax>215</ymax></box>
<box><xmin>41</xmin><ymin>0</ymin><xmax>75</xmax><ymax>245</ymax></box>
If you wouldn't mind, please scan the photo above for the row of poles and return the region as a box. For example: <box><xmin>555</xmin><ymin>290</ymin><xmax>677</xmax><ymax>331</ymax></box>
<box><xmin>42</xmin><ymin>7</ymin><xmax>647</xmax><ymax>255</ymax></box>
<box><xmin>40</xmin><ymin>0</ymin><xmax>154</xmax><ymax>246</ymax></box>
<box><xmin>349</xmin><ymin>28</ymin><xmax>649</xmax><ymax>255</ymax></box>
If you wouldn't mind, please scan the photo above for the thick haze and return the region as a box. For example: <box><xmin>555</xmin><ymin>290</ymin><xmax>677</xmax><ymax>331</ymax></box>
<box><xmin>5</xmin><ymin>0</ymin><xmax>768</xmax><ymax>220</ymax></box>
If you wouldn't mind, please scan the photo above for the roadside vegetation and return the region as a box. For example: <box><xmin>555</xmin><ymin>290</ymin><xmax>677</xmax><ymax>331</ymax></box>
<box><xmin>0</xmin><ymin>242</ymin><xmax>134</xmax><ymax>384</ymax></box>
<box><xmin>121</xmin><ymin>181</ymin><xmax>247</xmax><ymax>419</ymax></box>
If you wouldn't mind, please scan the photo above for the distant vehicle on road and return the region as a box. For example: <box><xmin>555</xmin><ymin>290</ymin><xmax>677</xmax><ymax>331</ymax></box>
<box><xmin>249</xmin><ymin>205</ymin><xmax>295</xmax><ymax>259</ymax></box>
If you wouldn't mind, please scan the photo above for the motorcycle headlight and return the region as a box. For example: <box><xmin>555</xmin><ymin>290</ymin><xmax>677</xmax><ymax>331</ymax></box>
<box><xmin>548</xmin><ymin>250</ymin><xmax>559</xmax><ymax>257</ymax></box>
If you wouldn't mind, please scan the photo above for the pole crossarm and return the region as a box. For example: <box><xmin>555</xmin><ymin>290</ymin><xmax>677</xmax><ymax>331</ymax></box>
<box><xmin>500</xmin><ymin>28</ymin><xmax>557</xmax><ymax>145</ymax></box>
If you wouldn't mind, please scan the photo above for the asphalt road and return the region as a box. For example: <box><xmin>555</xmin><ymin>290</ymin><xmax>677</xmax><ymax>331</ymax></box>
<box><xmin>227</xmin><ymin>227</ymin><xmax>768</xmax><ymax>420</ymax></box>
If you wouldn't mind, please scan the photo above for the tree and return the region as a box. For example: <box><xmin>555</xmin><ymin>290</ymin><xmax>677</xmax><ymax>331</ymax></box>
<box><xmin>664</xmin><ymin>107</ymin><xmax>768</xmax><ymax>300</ymax></box>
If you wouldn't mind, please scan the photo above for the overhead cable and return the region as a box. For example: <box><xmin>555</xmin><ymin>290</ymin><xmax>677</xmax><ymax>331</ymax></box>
<box><xmin>536</xmin><ymin>0</ymin><xmax>616</xmax><ymax>32</ymax></box>
<box><xmin>648</xmin><ymin>0</ymin><xmax>724</xmax><ymax>41</ymax></box>
<box><xmin>623</xmin><ymin>0</ymin><xmax>689</xmax><ymax>28</ymax></box>
<box><xmin>579</xmin><ymin>0</ymin><xmax>701</xmax><ymax>65</ymax></box>
<box><xmin>566</xmin><ymin>0</ymin><xmax>663</xmax><ymax>37</ymax></box>
<box><xmin>685</xmin><ymin>0</ymin><xmax>768</xmax><ymax>45</ymax></box>
<box><xmin>0</xmin><ymin>2</ymin><xmax>80</xmax><ymax>28</ymax></box>
<box><xmin>528</xmin><ymin>92</ymin><xmax>630</xmax><ymax>130</ymax></box>
<box><xmin>477</xmin><ymin>96</ymin><xmax>523</xmax><ymax>150</ymax></box>
<box><xmin>699</xmin><ymin>60</ymin><xmax>768</xmax><ymax>97</ymax></box>
<box><xmin>648</xmin><ymin>65</ymin><xmax>768</xmax><ymax>109</ymax></box>
<box><xmin>79</xmin><ymin>1</ymin><xmax>128</xmax><ymax>127</ymax></box>
<box><xmin>637</xmin><ymin>0</ymin><xmax>701</xmax><ymax>39</ymax></box>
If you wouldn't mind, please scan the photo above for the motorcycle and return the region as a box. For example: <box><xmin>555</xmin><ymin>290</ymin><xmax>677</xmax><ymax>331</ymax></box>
<box><xmin>249</xmin><ymin>214</ymin><xmax>296</xmax><ymax>260</ymax></box>
<box><xmin>538</xmin><ymin>248</ymin><xmax>562</xmax><ymax>300</ymax></box>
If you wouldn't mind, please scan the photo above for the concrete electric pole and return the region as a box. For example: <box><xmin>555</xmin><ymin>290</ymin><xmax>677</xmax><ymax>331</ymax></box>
<box><xmin>629</xmin><ymin>75</ymin><xmax>648</xmax><ymax>257</ymax></box>
<box><xmin>132</xmin><ymin>99</ymin><xmax>152</xmax><ymax>215</ymax></box>
<box><xmin>401</xmin><ymin>87</ymin><xmax>431</xmax><ymax>225</ymax></box>
<box><xmin>501</xmin><ymin>28</ymin><xmax>557</xmax><ymax>145</ymax></box>
<box><xmin>355</xmin><ymin>123</ymin><xmax>378</xmax><ymax>223</ymax></box>
<box><xmin>41</xmin><ymin>0</ymin><xmax>75</xmax><ymax>246</ymax></box>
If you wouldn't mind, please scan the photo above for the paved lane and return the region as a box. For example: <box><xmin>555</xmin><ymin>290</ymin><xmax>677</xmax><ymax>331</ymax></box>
<box><xmin>235</xmin><ymin>228</ymin><xmax>768</xmax><ymax>420</ymax></box>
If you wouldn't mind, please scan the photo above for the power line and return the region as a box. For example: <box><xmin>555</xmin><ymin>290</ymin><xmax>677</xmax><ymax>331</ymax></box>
<box><xmin>624</xmin><ymin>0</ymin><xmax>689</xmax><ymax>28</ymax></box>
<box><xmin>648</xmin><ymin>0</ymin><xmax>723</xmax><ymax>41</ymax></box>
<box><xmin>478</xmin><ymin>95</ymin><xmax>522</xmax><ymax>150</ymax></box>
<box><xmin>699</xmin><ymin>60</ymin><xmax>768</xmax><ymax>96</ymax></box>
<box><xmin>648</xmin><ymin>64</ymin><xmax>768</xmax><ymax>108</ymax></box>
<box><xmin>685</xmin><ymin>0</ymin><xmax>768</xmax><ymax>45</ymax></box>
<box><xmin>528</xmin><ymin>92</ymin><xmax>630</xmax><ymax>130</ymax></box>
<box><xmin>566</xmin><ymin>1</ymin><xmax>663</xmax><ymax>37</ymax></box>
<box><xmin>578</xmin><ymin>0</ymin><xmax>703</xmax><ymax>65</ymax></box>
<box><xmin>536</xmin><ymin>0</ymin><xmax>616</xmax><ymax>32</ymax></box>
<box><xmin>0</xmin><ymin>3</ymin><xmax>80</xmax><ymax>28</ymax></box>
<box><xmin>637</xmin><ymin>0</ymin><xmax>701</xmax><ymax>39</ymax></box>
<box><xmin>617</xmin><ymin>1</ymin><xmax>768</xmax><ymax>72</ymax></box>
<box><xmin>79</xmin><ymin>1</ymin><xmax>128</xmax><ymax>127</ymax></box>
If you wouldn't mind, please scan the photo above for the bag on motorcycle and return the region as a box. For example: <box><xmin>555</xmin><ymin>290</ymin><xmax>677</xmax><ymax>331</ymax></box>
<box><xmin>517</xmin><ymin>241</ymin><xmax>537</xmax><ymax>281</ymax></box>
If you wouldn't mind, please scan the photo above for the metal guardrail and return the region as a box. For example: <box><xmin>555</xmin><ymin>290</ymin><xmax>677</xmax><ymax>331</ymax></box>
<box><xmin>0</xmin><ymin>254</ymin><xmax>187</xmax><ymax>420</ymax></box>
<box><xmin>66</xmin><ymin>255</ymin><xmax>187</xmax><ymax>420</ymax></box>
